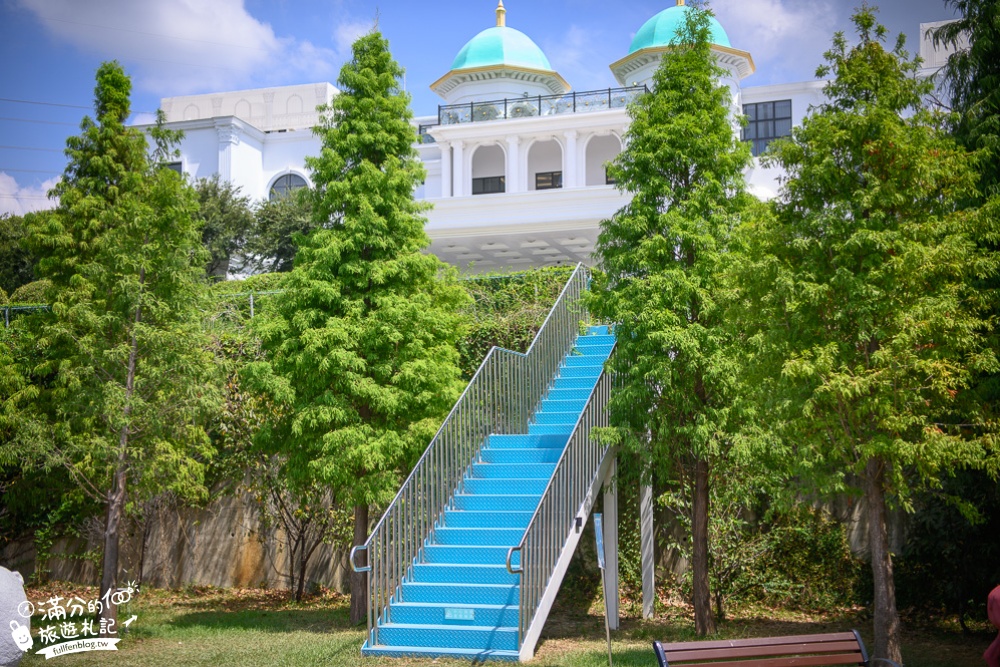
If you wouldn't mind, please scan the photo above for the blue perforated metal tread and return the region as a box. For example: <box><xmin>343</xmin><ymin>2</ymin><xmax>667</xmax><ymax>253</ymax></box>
<box><xmin>361</xmin><ymin>326</ymin><xmax>615</xmax><ymax>661</ymax></box>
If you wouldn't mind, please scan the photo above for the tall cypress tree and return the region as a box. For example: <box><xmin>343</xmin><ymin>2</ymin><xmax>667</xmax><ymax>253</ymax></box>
<box><xmin>247</xmin><ymin>31</ymin><xmax>468</xmax><ymax>624</ymax></box>
<box><xmin>23</xmin><ymin>61</ymin><xmax>219</xmax><ymax>626</ymax></box>
<box><xmin>590</xmin><ymin>5</ymin><xmax>753</xmax><ymax>636</ymax></box>
<box><xmin>739</xmin><ymin>8</ymin><xmax>1000</xmax><ymax>662</ymax></box>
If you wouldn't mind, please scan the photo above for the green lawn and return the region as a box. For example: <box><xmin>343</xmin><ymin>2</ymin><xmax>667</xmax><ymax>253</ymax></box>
<box><xmin>20</xmin><ymin>584</ymin><xmax>991</xmax><ymax>667</ymax></box>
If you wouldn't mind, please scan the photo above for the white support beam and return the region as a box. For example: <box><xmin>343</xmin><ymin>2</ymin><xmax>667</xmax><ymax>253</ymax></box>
<box><xmin>603</xmin><ymin>458</ymin><xmax>619</xmax><ymax>630</ymax></box>
<box><xmin>641</xmin><ymin>483</ymin><xmax>655</xmax><ymax>619</ymax></box>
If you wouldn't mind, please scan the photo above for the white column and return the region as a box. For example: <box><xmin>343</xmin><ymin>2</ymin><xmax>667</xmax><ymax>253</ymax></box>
<box><xmin>215</xmin><ymin>121</ymin><xmax>241</xmax><ymax>184</ymax></box>
<box><xmin>505</xmin><ymin>136</ymin><xmax>521</xmax><ymax>194</ymax></box>
<box><xmin>563</xmin><ymin>130</ymin><xmax>578</xmax><ymax>189</ymax></box>
<box><xmin>603</xmin><ymin>458</ymin><xmax>619</xmax><ymax>630</ymax></box>
<box><xmin>641</xmin><ymin>483</ymin><xmax>655</xmax><ymax>619</ymax></box>
<box><xmin>452</xmin><ymin>140</ymin><xmax>465</xmax><ymax>198</ymax></box>
<box><xmin>439</xmin><ymin>141</ymin><xmax>452</xmax><ymax>198</ymax></box>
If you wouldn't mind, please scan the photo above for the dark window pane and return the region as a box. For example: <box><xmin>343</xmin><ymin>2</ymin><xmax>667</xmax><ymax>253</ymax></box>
<box><xmin>775</xmin><ymin>118</ymin><xmax>793</xmax><ymax>136</ymax></box>
<box><xmin>775</xmin><ymin>100</ymin><xmax>792</xmax><ymax>118</ymax></box>
<box><xmin>759</xmin><ymin>103</ymin><xmax>773</xmax><ymax>120</ymax></box>
<box><xmin>744</xmin><ymin>104</ymin><xmax>757</xmax><ymax>121</ymax></box>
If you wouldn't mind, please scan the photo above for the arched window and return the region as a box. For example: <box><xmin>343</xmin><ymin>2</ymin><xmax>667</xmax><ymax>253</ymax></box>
<box><xmin>269</xmin><ymin>173</ymin><xmax>307</xmax><ymax>200</ymax></box>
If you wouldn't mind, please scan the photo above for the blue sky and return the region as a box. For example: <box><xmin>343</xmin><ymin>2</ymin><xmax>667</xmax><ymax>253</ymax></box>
<box><xmin>0</xmin><ymin>0</ymin><xmax>956</xmax><ymax>215</ymax></box>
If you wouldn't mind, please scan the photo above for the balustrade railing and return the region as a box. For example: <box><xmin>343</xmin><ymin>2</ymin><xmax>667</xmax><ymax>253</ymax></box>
<box><xmin>434</xmin><ymin>85</ymin><xmax>648</xmax><ymax>127</ymax></box>
<box><xmin>506</xmin><ymin>363</ymin><xmax>614</xmax><ymax>649</ymax></box>
<box><xmin>350</xmin><ymin>263</ymin><xmax>590</xmax><ymax>648</ymax></box>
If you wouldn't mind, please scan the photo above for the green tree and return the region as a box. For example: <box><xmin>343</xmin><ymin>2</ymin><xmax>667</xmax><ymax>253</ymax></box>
<box><xmin>194</xmin><ymin>175</ymin><xmax>254</xmax><ymax>279</ymax></box>
<box><xmin>589</xmin><ymin>5</ymin><xmax>753</xmax><ymax>635</ymax></box>
<box><xmin>243</xmin><ymin>189</ymin><xmax>315</xmax><ymax>274</ymax></box>
<box><xmin>0</xmin><ymin>211</ymin><xmax>41</xmax><ymax>295</ymax></box>
<box><xmin>932</xmin><ymin>0</ymin><xmax>1000</xmax><ymax>198</ymax></box>
<box><xmin>246</xmin><ymin>31</ymin><xmax>469</xmax><ymax>624</ymax></box>
<box><xmin>22</xmin><ymin>61</ymin><xmax>220</xmax><ymax>625</ymax></box>
<box><xmin>738</xmin><ymin>7</ymin><xmax>999</xmax><ymax>662</ymax></box>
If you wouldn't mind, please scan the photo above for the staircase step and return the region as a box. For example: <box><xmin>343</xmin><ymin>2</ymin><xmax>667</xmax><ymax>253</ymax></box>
<box><xmin>539</xmin><ymin>398</ymin><xmax>587</xmax><ymax>413</ymax></box>
<box><xmin>575</xmin><ymin>334</ymin><xmax>615</xmax><ymax>347</ymax></box>
<box><xmin>552</xmin><ymin>376</ymin><xmax>601</xmax><ymax>390</ymax></box>
<box><xmin>557</xmin><ymin>366</ymin><xmax>603</xmax><ymax>379</ymax></box>
<box><xmin>544</xmin><ymin>388</ymin><xmax>593</xmax><ymax>402</ymax></box>
<box><xmin>376</xmin><ymin>624</ymin><xmax>518</xmax><ymax>651</ymax></box>
<box><xmin>422</xmin><ymin>545</ymin><xmax>521</xmax><ymax>566</ymax></box>
<box><xmin>463</xmin><ymin>478</ymin><xmax>549</xmax><ymax>495</ymax></box>
<box><xmin>479</xmin><ymin>448</ymin><xmax>561</xmax><ymax>464</ymax></box>
<box><xmin>412</xmin><ymin>563</ymin><xmax>519</xmax><ymax>585</ymax></box>
<box><xmin>388</xmin><ymin>602</ymin><xmax>519</xmax><ymax>627</ymax></box>
<box><xmin>527</xmin><ymin>423</ymin><xmax>575</xmax><ymax>435</ymax></box>
<box><xmin>443</xmin><ymin>510</ymin><xmax>532</xmax><ymax>529</ymax></box>
<box><xmin>564</xmin><ymin>355</ymin><xmax>606</xmax><ymax>367</ymax></box>
<box><xmin>432</xmin><ymin>527</ymin><xmax>524</xmax><ymax>546</ymax></box>
<box><xmin>452</xmin><ymin>494</ymin><xmax>540</xmax><ymax>512</ymax></box>
<box><xmin>402</xmin><ymin>582</ymin><xmax>519</xmax><ymax>605</ymax></box>
<box><xmin>532</xmin><ymin>411</ymin><xmax>581</xmax><ymax>425</ymax></box>
<box><xmin>484</xmin><ymin>433</ymin><xmax>566</xmax><ymax>449</ymax></box>
<box><xmin>361</xmin><ymin>643</ymin><xmax>519</xmax><ymax>661</ymax></box>
<box><xmin>470</xmin><ymin>462</ymin><xmax>556</xmax><ymax>479</ymax></box>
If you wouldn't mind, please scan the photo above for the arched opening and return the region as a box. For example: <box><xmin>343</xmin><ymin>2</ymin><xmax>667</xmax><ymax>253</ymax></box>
<box><xmin>585</xmin><ymin>134</ymin><xmax>622</xmax><ymax>186</ymax></box>
<box><xmin>234</xmin><ymin>99</ymin><xmax>252</xmax><ymax>120</ymax></box>
<box><xmin>286</xmin><ymin>95</ymin><xmax>304</xmax><ymax>115</ymax></box>
<box><xmin>183</xmin><ymin>104</ymin><xmax>200</xmax><ymax>120</ymax></box>
<box><xmin>527</xmin><ymin>139</ymin><xmax>563</xmax><ymax>191</ymax></box>
<box><xmin>269</xmin><ymin>172</ymin><xmax>308</xmax><ymax>200</ymax></box>
<box><xmin>471</xmin><ymin>144</ymin><xmax>505</xmax><ymax>195</ymax></box>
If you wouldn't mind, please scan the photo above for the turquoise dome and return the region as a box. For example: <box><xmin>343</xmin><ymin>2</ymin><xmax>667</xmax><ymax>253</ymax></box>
<box><xmin>451</xmin><ymin>26</ymin><xmax>554</xmax><ymax>72</ymax></box>
<box><xmin>629</xmin><ymin>5</ymin><xmax>732</xmax><ymax>53</ymax></box>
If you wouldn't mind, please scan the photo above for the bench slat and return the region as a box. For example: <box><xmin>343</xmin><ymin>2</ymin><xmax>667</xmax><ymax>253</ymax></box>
<box><xmin>665</xmin><ymin>640</ymin><xmax>864</xmax><ymax>663</ymax></box>
<box><xmin>657</xmin><ymin>632</ymin><xmax>858</xmax><ymax>653</ymax></box>
<box><xmin>664</xmin><ymin>653</ymin><xmax>865</xmax><ymax>667</ymax></box>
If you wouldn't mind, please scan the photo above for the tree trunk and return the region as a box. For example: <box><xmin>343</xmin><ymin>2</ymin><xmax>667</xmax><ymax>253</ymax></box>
<box><xmin>99</xmin><ymin>464</ymin><xmax>126</xmax><ymax>628</ymax></box>
<box><xmin>865</xmin><ymin>457</ymin><xmax>902</xmax><ymax>664</ymax></box>
<box><xmin>692</xmin><ymin>457</ymin><xmax>716</xmax><ymax>635</ymax></box>
<box><xmin>350</xmin><ymin>503</ymin><xmax>369</xmax><ymax>625</ymax></box>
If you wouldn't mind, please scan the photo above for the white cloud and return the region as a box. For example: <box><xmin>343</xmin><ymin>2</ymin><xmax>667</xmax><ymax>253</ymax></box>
<box><xmin>334</xmin><ymin>20</ymin><xmax>373</xmax><ymax>57</ymax></box>
<box><xmin>543</xmin><ymin>25</ymin><xmax>618</xmax><ymax>93</ymax></box>
<box><xmin>714</xmin><ymin>0</ymin><xmax>837</xmax><ymax>84</ymax></box>
<box><xmin>16</xmin><ymin>0</ymin><xmax>338</xmax><ymax>95</ymax></box>
<box><xmin>0</xmin><ymin>173</ymin><xmax>59</xmax><ymax>216</ymax></box>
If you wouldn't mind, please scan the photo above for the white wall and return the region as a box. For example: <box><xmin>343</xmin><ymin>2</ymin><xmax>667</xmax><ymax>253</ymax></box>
<box><xmin>527</xmin><ymin>139</ymin><xmax>563</xmax><ymax>190</ymax></box>
<box><xmin>472</xmin><ymin>144</ymin><xmax>506</xmax><ymax>179</ymax></box>
<box><xmin>585</xmin><ymin>135</ymin><xmax>621</xmax><ymax>186</ymax></box>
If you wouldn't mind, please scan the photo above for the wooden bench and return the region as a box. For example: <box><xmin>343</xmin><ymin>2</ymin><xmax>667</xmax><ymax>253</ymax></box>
<box><xmin>652</xmin><ymin>630</ymin><xmax>902</xmax><ymax>667</ymax></box>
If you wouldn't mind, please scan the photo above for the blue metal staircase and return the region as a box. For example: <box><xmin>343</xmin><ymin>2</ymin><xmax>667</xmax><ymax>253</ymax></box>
<box><xmin>351</xmin><ymin>265</ymin><xmax>616</xmax><ymax>661</ymax></box>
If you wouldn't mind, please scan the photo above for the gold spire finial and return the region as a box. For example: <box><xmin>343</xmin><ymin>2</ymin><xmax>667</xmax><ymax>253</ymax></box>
<box><xmin>496</xmin><ymin>0</ymin><xmax>507</xmax><ymax>27</ymax></box>
<box><xmin>677</xmin><ymin>0</ymin><xmax>685</xmax><ymax>5</ymax></box>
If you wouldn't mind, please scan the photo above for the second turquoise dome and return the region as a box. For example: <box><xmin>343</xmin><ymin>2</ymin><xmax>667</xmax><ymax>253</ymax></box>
<box><xmin>629</xmin><ymin>5</ymin><xmax>732</xmax><ymax>53</ymax></box>
<box><xmin>451</xmin><ymin>26</ymin><xmax>554</xmax><ymax>72</ymax></box>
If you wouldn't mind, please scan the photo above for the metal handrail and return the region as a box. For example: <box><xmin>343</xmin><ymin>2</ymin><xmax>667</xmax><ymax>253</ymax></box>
<box><xmin>352</xmin><ymin>263</ymin><xmax>590</xmax><ymax>648</ymax></box>
<box><xmin>506</xmin><ymin>362</ymin><xmax>615</xmax><ymax>646</ymax></box>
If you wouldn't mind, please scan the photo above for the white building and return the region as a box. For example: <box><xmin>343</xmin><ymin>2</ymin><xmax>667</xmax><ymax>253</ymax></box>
<box><xmin>156</xmin><ymin>1</ymin><xmax>960</xmax><ymax>272</ymax></box>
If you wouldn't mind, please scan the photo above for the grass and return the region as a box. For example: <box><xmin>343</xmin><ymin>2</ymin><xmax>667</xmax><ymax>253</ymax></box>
<box><xmin>19</xmin><ymin>583</ymin><xmax>992</xmax><ymax>667</ymax></box>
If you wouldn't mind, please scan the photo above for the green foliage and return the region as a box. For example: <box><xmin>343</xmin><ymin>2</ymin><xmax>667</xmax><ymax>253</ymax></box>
<box><xmin>247</xmin><ymin>31</ymin><xmax>469</xmax><ymax>519</ymax></box>
<box><xmin>0</xmin><ymin>212</ymin><xmax>39</xmax><ymax>295</ymax></box>
<box><xmin>15</xmin><ymin>61</ymin><xmax>221</xmax><ymax>604</ymax></box>
<box><xmin>244</xmin><ymin>185</ymin><xmax>315</xmax><ymax>274</ymax></box>
<box><xmin>9</xmin><ymin>279</ymin><xmax>52</xmax><ymax>305</ymax></box>
<box><xmin>590</xmin><ymin>4</ymin><xmax>752</xmax><ymax>475</ymax></box>
<box><xmin>458</xmin><ymin>266</ymin><xmax>573</xmax><ymax>377</ymax></box>
<box><xmin>194</xmin><ymin>175</ymin><xmax>254</xmax><ymax>279</ymax></box>
<box><xmin>735</xmin><ymin>7</ymin><xmax>1000</xmax><ymax>660</ymax></box>
<box><xmin>933</xmin><ymin>0</ymin><xmax>1000</xmax><ymax>199</ymax></box>
<box><xmin>895</xmin><ymin>469</ymin><xmax>1000</xmax><ymax>629</ymax></box>
<box><xmin>0</xmin><ymin>287</ymin><xmax>7</xmax><ymax>305</ymax></box>
<box><xmin>589</xmin><ymin>4</ymin><xmax>754</xmax><ymax>633</ymax></box>
<box><xmin>742</xmin><ymin>5</ymin><xmax>999</xmax><ymax>513</ymax></box>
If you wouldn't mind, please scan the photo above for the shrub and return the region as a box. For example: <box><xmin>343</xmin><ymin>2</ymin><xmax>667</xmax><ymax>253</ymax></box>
<box><xmin>9</xmin><ymin>279</ymin><xmax>52</xmax><ymax>305</ymax></box>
